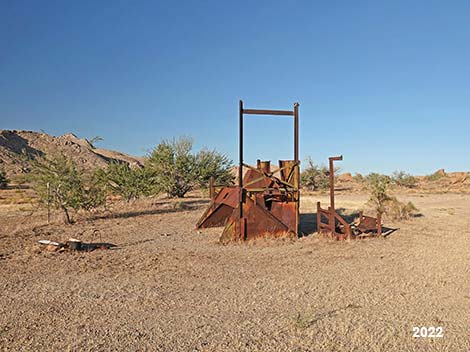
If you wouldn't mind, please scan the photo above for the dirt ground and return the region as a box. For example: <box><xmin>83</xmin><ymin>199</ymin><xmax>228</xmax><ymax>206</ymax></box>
<box><xmin>0</xmin><ymin>191</ymin><xmax>469</xmax><ymax>351</ymax></box>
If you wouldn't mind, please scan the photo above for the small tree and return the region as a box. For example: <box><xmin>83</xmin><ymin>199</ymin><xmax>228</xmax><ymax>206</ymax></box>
<box><xmin>86</xmin><ymin>136</ymin><xmax>104</xmax><ymax>149</ymax></box>
<box><xmin>365</xmin><ymin>173</ymin><xmax>392</xmax><ymax>214</ymax></box>
<box><xmin>300</xmin><ymin>157</ymin><xmax>330</xmax><ymax>191</ymax></box>
<box><xmin>365</xmin><ymin>172</ymin><xmax>419</xmax><ymax>220</ymax></box>
<box><xmin>29</xmin><ymin>154</ymin><xmax>105</xmax><ymax>224</ymax></box>
<box><xmin>391</xmin><ymin>171</ymin><xmax>417</xmax><ymax>188</ymax></box>
<box><xmin>195</xmin><ymin>148</ymin><xmax>234</xmax><ymax>189</ymax></box>
<box><xmin>146</xmin><ymin>136</ymin><xmax>233</xmax><ymax>198</ymax></box>
<box><xmin>94</xmin><ymin>162</ymin><xmax>153</xmax><ymax>202</ymax></box>
<box><xmin>0</xmin><ymin>169</ymin><xmax>8</xmax><ymax>189</ymax></box>
<box><xmin>146</xmin><ymin>137</ymin><xmax>196</xmax><ymax>198</ymax></box>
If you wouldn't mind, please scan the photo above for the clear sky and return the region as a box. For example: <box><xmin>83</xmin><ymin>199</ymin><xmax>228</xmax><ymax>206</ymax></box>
<box><xmin>1</xmin><ymin>1</ymin><xmax>469</xmax><ymax>175</ymax></box>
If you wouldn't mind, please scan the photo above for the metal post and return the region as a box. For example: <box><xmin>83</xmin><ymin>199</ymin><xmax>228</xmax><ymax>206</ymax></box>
<box><xmin>329</xmin><ymin>158</ymin><xmax>335</xmax><ymax>211</ymax></box>
<box><xmin>293</xmin><ymin>102</ymin><xmax>299</xmax><ymax>235</ymax></box>
<box><xmin>294</xmin><ymin>103</ymin><xmax>299</xmax><ymax>162</ymax></box>
<box><xmin>239</xmin><ymin>100</ymin><xmax>244</xmax><ymax>238</ymax></box>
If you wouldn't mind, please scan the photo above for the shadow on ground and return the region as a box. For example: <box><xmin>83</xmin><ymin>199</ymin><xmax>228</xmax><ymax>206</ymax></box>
<box><xmin>92</xmin><ymin>199</ymin><xmax>209</xmax><ymax>221</ymax></box>
<box><xmin>80</xmin><ymin>242</ymin><xmax>118</xmax><ymax>251</ymax></box>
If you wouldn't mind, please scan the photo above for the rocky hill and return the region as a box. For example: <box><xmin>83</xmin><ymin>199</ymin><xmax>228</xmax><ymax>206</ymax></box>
<box><xmin>0</xmin><ymin>130</ymin><xmax>144</xmax><ymax>177</ymax></box>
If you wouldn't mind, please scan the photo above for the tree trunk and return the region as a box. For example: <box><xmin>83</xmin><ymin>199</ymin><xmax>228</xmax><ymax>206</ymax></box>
<box><xmin>61</xmin><ymin>205</ymin><xmax>72</xmax><ymax>224</ymax></box>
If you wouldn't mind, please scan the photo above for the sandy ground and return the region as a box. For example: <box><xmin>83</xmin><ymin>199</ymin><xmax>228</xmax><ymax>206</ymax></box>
<box><xmin>0</xmin><ymin>192</ymin><xmax>469</xmax><ymax>351</ymax></box>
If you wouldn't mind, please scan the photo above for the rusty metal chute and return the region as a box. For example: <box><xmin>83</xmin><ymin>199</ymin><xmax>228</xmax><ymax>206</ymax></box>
<box><xmin>196</xmin><ymin>100</ymin><xmax>300</xmax><ymax>242</ymax></box>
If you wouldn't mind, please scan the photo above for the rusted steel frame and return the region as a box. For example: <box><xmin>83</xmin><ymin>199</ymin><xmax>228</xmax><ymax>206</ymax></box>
<box><xmin>242</xmin><ymin>162</ymin><xmax>298</xmax><ymax>189</ymax></box>
<box><xmin>357</xmin><ymin>211</ymin><xmax>383</xmax><ymax>236</ymax></box>
<box><xmin>239</xmin><ymin>100</ymin><xmax>245</xmax><ymax>239</ymax></box>
<box><xmin>245</xmin><ymin>187</ymin><xmax>295</xmax><ymax>192</ymax></box>
<box><xmin>243</xmin><ymin>172</ymin><xmax>298</xmax><ymax>190</ymax></box>
<box><xmin>332</xmin><ymin>208</ymin><xmax>350</xmax><ymax>229</ymax></box>
<box><xmin>317</xmin><ymin>202</ymin><xmax>332</xmax><ymax>231</ymax></box>
<box><xmin>242</xmin><ymin>109</ymin><xmax>294</xmax><ymax>116</ymax></box>
<box><xmin>293</xmin><ymin>103</ymin><xmax>299</xmax><ymax>234</ymax></box>
<box><xmin>238</xmin><ymin>100</ymin><xmax>300</xmax><ymax>239</ymax></box>
<box><xmin>294</xmin><ymin>103</ymin><xmax>299</xmax><ymax>163</ymax></box>
<box><xmin>244</xmin><ymin>161</ymin><xmax>299</xmax><ymax>179</ymax></box>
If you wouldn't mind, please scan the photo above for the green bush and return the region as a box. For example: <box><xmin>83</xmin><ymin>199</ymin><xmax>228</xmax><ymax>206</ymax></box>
<box><xmin>365</xmin><ymin>172</ymin><xmax>419</xmax><ymax>220</ymax></box>
<box><xmin>146</xmin><ymin>136</ymin><xmax>233</xmax><ymax>198</ymax></box>
<box><xmin>94</xmin><ymin>162</ymin><xmax>153</xmax><ymax>202</ymax></box>
<box><xmin>0</xmin><ymin>169</ymin><xmax>8</xmax><ymax>189</ymax></box>
<box><xmin>391</xmin><ymin>171</ymin><xmax>417</xmax><ymax>188</ymax></box>
<box><xmin>300</xmin><ymin>157</ymin><xmax>330</xmax><ymax>191</ymax></box>
<box><xmin>28</xmin><ymin>154</ymin><xmax>105</xmax><ymax>223</ymax></box>
<box><xmin>195</xmin><ymin>148</ymin><xmax>234</xmax><ymax>189</ymax></box>
<box><xmin>365</xmin><ymin>173</ymin><xmax>392</xmax><ymax>214</ymax></box>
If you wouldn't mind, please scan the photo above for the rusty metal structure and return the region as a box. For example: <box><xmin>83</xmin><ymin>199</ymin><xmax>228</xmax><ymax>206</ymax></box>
<box><xmin>356</xmin><ymin>211</ymin><xmax>382</xmax><ymax>237</ymax></box>
<box><xmin>317</xmin><ymin>156</ymin><xmax>352</xmax><ymax>240</ymax></box>
<box><xmin>317</xmin><ymin>155</ymin><xmax>383</xmax><ymax>240</ymax></box>
<box><xmin>197</xmin><ymin>100</ymin><xmax>300</xmax><ymax>242</ymax></box>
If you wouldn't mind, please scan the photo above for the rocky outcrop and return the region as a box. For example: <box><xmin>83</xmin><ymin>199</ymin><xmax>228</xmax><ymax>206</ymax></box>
<box><xmin>0</xmin><ymin>130</ymin><xmax>143</xmax><ymax>177</ymax></box>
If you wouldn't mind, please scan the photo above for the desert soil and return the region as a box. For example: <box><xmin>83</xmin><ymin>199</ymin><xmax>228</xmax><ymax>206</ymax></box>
<box><xmin>0</xmin><ymin>191</ymin><xmax>469</xmax><ymax>351</ymax></box>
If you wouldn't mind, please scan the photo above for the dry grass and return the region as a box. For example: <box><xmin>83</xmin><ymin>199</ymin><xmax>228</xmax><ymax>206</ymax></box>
<box><xmin>0</xmin><ymin>191</ymin><xmax>469</xmax><ymax>351</ymax></box>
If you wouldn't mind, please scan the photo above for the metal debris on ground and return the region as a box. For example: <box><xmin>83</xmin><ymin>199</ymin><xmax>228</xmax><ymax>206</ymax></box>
<box><xmin>317</xmin><ymin>156</ymin><xmax>383</xmax><ymax>240</ymax></box>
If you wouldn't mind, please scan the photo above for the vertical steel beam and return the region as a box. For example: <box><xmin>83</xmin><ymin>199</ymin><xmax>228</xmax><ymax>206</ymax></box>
<box><xmin>293</xmin><ymin>102</ymin><xmax>300</xmax><ymax>235</ymax></box>
<box><xmin>294</xmin><ymin>103</ymin><xmax>299</xmax><ymax>162</ymax></box>
<box><xmin>239</xmin><ymin>100</ymin><xmax>244</xmax><ymax>239</ymax></box>
<box><xmin>329</xmin><ymin>158</ymin><xmax>335</xmax><ymax>211</ymax></box>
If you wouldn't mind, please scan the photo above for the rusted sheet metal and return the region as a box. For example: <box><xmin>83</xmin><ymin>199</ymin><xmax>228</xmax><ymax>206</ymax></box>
<box><xmin>196</xmin><ymin>186</ymin><xmax>239</xmax><ymax>229</ymax></box>
<box><xmin>220</xmin><ymin>195</ymin><xmax>294</xmax><ymax>243</ymax></box>
<box><xmin>196</xmin><ymin>100</ymin><xmax>300</xmax><ymax>242</ymax></box>
<box><xmin>355</xmin><ymin>211</ymin><xmax>382</xmax><ymax>237</ymax></box>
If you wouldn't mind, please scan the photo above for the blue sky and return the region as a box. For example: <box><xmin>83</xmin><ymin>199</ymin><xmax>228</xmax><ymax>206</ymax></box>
<box><xmin>1</xmin><ymin>0</ymin><xmax>469</xmax><ymax>175</ymax></box>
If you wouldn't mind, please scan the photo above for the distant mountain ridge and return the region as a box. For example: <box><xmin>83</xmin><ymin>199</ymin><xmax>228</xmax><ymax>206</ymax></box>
<box><xmin>0</xmin><ymin>130</ymin><xmax>144</xmax><ymax>177</ymax></box>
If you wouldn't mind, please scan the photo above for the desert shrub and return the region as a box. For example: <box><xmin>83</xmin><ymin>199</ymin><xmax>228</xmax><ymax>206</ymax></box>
<box><xmin>365</xmin><ymin>173</ymin><xmax>392</xmax><ymax>214</ymax></box>
<box><xmin>0</xmin><ymin>169</ymin><xmax>8</xmax><ymax>189</ymax></box>
<box><xmin>300</xmin><ymin>157</ymin><xmax>330</xmax><ymax>191</ymax></box>
<box><xmin>28</xmin><ymin>154</ymin><xmax>105</xmax><ymax>223</ymax></box>
<box><xmin>86</xmin><ymin>136</ymin><xmax>103</xmax><ymax>149</ymax></box>
<box><xmin>94</xmin><ymin>162</ymin><xmax>153</xmax><ymax>202</ymax></box>
<box><xmin>391</xmin><ymin>171</ymin><xmax>417</xmax><ymax>188</ymax></box>
<box><xmin>387</xmin><ymin>199</ymin><xmax>419</xmax><ymax>220</ymax></box>
<box><xmin>365</xmin><ymin>172</ymin><xmax>419</xmax><ymax>220</ymax></box>
<box><xmin>146</xmin><ymin>136</ymin><xmax>233</xmax><ymax>198</ymax></box>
